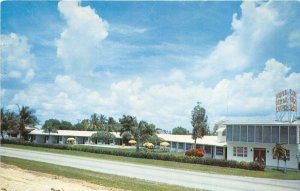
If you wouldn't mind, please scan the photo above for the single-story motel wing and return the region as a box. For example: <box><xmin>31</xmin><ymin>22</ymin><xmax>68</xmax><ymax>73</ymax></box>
<box><xmin>28</xmin><ymin>120</ymin><xmax>300</xmax><ymax>170</ymax></box>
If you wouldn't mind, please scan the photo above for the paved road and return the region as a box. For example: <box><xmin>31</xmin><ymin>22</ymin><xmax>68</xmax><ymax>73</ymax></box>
<box><xmin>1</xmin><ymin>147</ymin><xmax>299</xmax><ymax>191</ymax></box>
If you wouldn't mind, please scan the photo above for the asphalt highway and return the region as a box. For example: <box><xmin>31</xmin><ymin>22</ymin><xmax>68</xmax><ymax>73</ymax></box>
<box><xmin>1</xmin><ymin>147</ymin><xmax>299</xmax><ymax>191</ymax></box>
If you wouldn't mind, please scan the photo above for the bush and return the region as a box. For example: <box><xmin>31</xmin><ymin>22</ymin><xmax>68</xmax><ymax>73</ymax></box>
<box><xmin>185</xmin><ymin>149</ymin><xmax>205</xmax><ymax>157</ymax></box>
<box><xmin>1</xmin><ymin>139</ymin><xmax>265</xmax><ymax>171</ymax></box>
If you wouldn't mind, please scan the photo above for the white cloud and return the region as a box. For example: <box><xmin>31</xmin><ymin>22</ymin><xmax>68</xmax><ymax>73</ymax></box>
<box><xmin>288</xmin><ymin>29</ymin><xmax>300</xmax><ymax>48</ymax></box>
<box><xmin>1</xmin><ymin>33</ymin><xmax>36</xmax><ymax>83</ymax></box>
<box><xmin>56</xmin><ymin>0</ymin><xmax>108</xmax><ymax>74</ymax></box>
<box><xmin>10</xmin><ymin>58</ymin><xmax>299</xmax><ymax>130</ymax></box>
<box><xmin>195</xmin><ymin>1</ymin><xmax>284</xmax><ymax>79</ymax></box>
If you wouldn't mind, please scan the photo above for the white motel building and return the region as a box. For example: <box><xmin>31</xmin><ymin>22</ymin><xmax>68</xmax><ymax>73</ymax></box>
<box><xmin>29</xmin><ymin>119</ymin><xmax>300</xmax><ymax>170</ymax></box>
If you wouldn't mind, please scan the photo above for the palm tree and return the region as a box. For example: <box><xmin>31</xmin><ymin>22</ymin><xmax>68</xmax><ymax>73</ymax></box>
<box><xmin>42</xmin><ymin>119</ymin><xmax>58</xmax><ymax>143</ymax></box>
<box><xmin>90</xmin><ymin>113</ymin><xmax>99</xmax><ymax>130</ymax></box>
<box><xmin>17</xmin><ymin>105</ymin><xmax>38</xmax><ymax>139</ymax></box>
<box><xmin>99</xmin><ymin>114</ymin><xmax>107</xmax><ymax>130</ymax></box>
<box><xmin>272</xmin><ymin>143</ymin><xmax>287</xmax><ymax>172</ymax></box>
<box><xmin>1</xmin><ymin>108</ymin><xmax>18</xmax><ymax>139</ymax></box>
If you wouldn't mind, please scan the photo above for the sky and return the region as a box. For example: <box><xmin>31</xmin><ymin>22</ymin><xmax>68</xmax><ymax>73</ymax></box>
<box><xmin>1</xmin><ymin>0</ymin><xmax>300</xmax><ymax>131</ymax></box>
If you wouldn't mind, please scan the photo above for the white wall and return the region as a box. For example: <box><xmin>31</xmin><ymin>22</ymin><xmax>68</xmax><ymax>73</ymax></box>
<box><xmin>227</xmin><ymin>142</ymin><xmax>299</xmax><ymax>169</ymax></box>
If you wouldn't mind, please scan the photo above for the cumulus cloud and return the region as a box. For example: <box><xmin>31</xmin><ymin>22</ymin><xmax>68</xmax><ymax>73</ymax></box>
<box><xmin>10</xmin><ymin>58</ymin><xmax>300</xmax><ymax>130</ymax></box>
<box><xmin>56</xmin><ymin>0</ymin><xmax>108</xmax><ymax>74</ymax></box>
<box><xmin>1</xmin><ymin>33</ymin><xmax>36</xmax><ymax>84</ymax></box>
<box><xmin>195</xmin><ymin>1</ymin><xmax>284</xmax><ymax>79</ymax></box>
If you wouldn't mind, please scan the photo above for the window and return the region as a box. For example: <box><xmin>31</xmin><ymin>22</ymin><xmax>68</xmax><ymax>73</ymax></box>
<box><xmin>255</xmin><ymin>126</ymin><xmax>262</xmax><ymax>143</ymax></box>
<box><xmin>248</xmin><ymin>125</ymin><xmax>255</xmax><ymax>142</ymax></box>
<box><xmin>280</xmin><ymin>126</ymin><xmax>288</xmax><ymax>144</ymax></box>
<box><xmin>289</xmin><ymin>126</ymin><xmax>296</xmax><ymax>144</ymax></box>
<box><xmin>233</xmin><ymin>125</ymin><xmax>240</xmax><ymax>141</ymax></box>
<box><xmin>263</xmin><ymin>126</ymin><xmax>271</xmax><ymax>143</ymax></box>
<box><xmin>286</xmin><ymin>150</ymin><xmax>290</xmax><ymax>160</ymax></box>
<box><xmin>186</xmin><ymin>143</ymin><xmax>192</xmax><ymax>150</ymax></box>
<box><xmin>178</xmin><ymin>143</ymin><xmax>184</xmax><ymax>149</ymax></box>
<box><xmin>216</xmin><ymin>147</ymin><xmax>224</xmax><ymax>156</ymax></box>
<box><xmin>59</xmin><ymin>136</ymin><xmax>62</xmax><ymax>141</ymax></box>
<box><xmin>171</xmin><ymin>142</ymin><xmax>177</xmax><ymax>148</ymax></box>
<box><xmin>227</xmin><ymin>125</ymin><xmax>232</xmax><ymax>141</ymax></box>
<box><xmin>233</xmin><ymin>147</ymin><xmax>247</xmax><ymax>157</ymax></box>
<box><xmin>237</xmin><ymin>147</ymin><xmax>244</xmax><ymax>157</ymax></box>
<box><xmin>244</xmin><ymin>147</ymin><xmax>247</xmax><ymax>157</ymax></box>
<box><xmin>272</xmin><ymin>126</ymin><xmax>279</xmax><ymax>143</ymax></box>
<box><xmin>241</xmin><ymin>125</ymin><xmax>247</xmax><ymax>142</ymax></box>
<box><xmin>205</xmin><ymin>146</ymin><xmax>212</xmax><ymax>154</ymax></box>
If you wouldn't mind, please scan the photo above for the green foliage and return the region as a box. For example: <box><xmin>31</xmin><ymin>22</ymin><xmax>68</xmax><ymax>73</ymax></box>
<box><xmin>2</xmin><ymin>140</ymin><xmax>265</xmax><ymax>171</ymax></box>
<box><xmin>91</xmin><ymin>130</ymin><xmax>116</xmax><ymax>144</ymax></box>
<box><xmin>60</xmin><ymin>120</ymin><xmax>73</xmax><ymax>130</ymax></box>
<box><xmin>16</xmin><ymin>105</ymin><xmax>38</xmax><ymax>139</ymax></box>
<box><xmin>42</xmin><ymin>119</ymin><xmax>60</xmax><ymax>134</ymax></box>
<box><xmin>272</xmin><ymin>143</ymin><xmax>288</xmax><ymax>172</ymax></box>
<box><xmin>121</xmin><ymin>132</ymin><xmax>132</xmax><ymax>144</ymax></box>
<box><xmin>172</xmin><ymin>126</ymin><xmax>189</xmax><ymax>135</ymax></box>
<box><xmin>191</xmin><ymin>102</ymin><xmax>208</xmax><ymax>146</ymax></box>
<box><xmin>0</xmin><ymin>108</ymin><xmax>19</xmax><ymax>138</ymax></box>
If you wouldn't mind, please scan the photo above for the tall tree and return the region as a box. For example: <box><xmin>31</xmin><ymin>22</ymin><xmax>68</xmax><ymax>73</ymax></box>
<box><xmin>90</xmin><ymin>113</ymin><xmax>99</xmax><ymax>130</ymax></box>
<box><xmin>42</xmin><ymin>119</ymin><xmax>59</xmax><ymax>136</ymax></box>
<box><xmin>0</xmin><ymin>108</ymin><xmax>18</xmax><ymax>139</ymax></box>
<box><xmin>107</xmin><ymin>117</ymin><xmax>118</xmax><ymax>132</ymax></box>
<box><xmin>172</xmin><ymin>126</ymin><xmax>189</xmax><ymax>135</ymax></box>
<box><xmin>60</xmin><ymin>120</ymin><xmax>73</xmax><ymax>130</ymax></box>
<box><xmin>99</xmin><ymin>114</ymin><xmax>107</xmax><ymax>130</ymax></box>
<box><xmin>272</xmin><ymin>143</ymin><xmax>288</xmax><ymax>172</ymax></box>
<box><xmin>191</xmin><ymin>102</ymin><xmax>208</xmax><ymax>148</ymax></box>
<box><xmin>81</xmin><ymin>119</ymin><xmax>92</xmax><ymax>130</ymax></box>
<box><xmin>17</xmin><ymin>105</ymin><xmax>38</xmax><ymax>138</ymax></box>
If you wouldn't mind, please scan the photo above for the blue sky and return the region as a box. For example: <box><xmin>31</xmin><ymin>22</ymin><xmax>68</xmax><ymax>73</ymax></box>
<box><xmin>1</xmin><ymin>0</ymin><xmax>300</xmax><ymax>131</ymax></box>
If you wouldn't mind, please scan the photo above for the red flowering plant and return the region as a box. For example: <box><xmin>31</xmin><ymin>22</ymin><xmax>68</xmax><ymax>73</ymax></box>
<box><xmin>185</xmin><ymin>148</ymin><xmax>206</xmax><ymax>157</ymax></box>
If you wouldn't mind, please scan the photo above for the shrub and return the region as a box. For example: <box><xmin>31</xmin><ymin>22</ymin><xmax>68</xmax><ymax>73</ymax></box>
<box><xmin>1</xmin><ymin>139</ymin><xmax>265</xmax><ymax>171</ymax></box>
<box><xmin>185</xmin><ymin>148</ymin><xmax>205</xmax><ymax>157</ymax></box>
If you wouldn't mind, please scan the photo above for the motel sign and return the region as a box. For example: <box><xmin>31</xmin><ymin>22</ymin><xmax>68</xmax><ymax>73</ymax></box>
<box><xmin>276</xmin><ymin>89</ymin><xmax>297</xmax><ymax>122</ymax></box>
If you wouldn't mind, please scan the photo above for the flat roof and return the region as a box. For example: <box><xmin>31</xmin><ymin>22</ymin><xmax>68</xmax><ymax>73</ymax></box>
<box><xmin>221</xmin><ymin>120</ymin><xmax>300</xmax><ymax>126</ymax></box>
<box><xmin>30</xmin><ymin>129</ymin><xmax>121</xmax><ymax>138</ymax></box>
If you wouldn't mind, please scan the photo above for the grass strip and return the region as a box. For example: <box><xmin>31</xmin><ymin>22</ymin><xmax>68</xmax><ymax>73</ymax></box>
<box><xmin>0</xmin><ymin>156</ymin><xmax>201</xmax><ymax>191</ymax></box>
<box><xmin>2</xmin><ymin>144</ymin><xmax>300</xmax><ymax>180</ymax></box>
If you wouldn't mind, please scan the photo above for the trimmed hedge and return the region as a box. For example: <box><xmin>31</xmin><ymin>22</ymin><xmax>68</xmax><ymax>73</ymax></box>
<box><xmin>1</xmin><ymin>139</ymin><xmax>265</xmax><ymax>171</ymax></box>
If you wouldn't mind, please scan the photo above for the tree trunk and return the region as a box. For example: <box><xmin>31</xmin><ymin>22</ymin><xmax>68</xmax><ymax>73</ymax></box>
<box><xmin>277</xmin><ymin>158</ymin><xmax>279</xmax><ymax>170</ymax></box>
<box><xmin>194</xmin><ymin>138</ymin><xmax>197</xmax><ymax>149</ymax></box>
<box><xmin>136</xmin><ymin>136</ymin><xmax>140</xmax><ymax>152</ymax></box>
<box><xmin>284</xmin><ymin>160</ymin><xmax>286</xmax><ymax>173</ymax></box>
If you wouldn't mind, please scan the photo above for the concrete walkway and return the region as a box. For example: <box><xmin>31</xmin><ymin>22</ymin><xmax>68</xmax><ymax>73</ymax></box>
<box><xmin>1</xmin><ymin>147</ymin><xmax>299</xmax><ymax>191</ymax></box>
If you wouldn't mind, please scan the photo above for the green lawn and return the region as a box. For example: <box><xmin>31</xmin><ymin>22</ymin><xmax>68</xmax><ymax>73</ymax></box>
<box><xmin>1</xmin><ymin>156</ymin><xmax>200</xmax><ymax>191</ymax></box>
<box><xmin>2</xmin><ymin>144</ymin><xmax>300</xmax><ymax>180</ymax></box>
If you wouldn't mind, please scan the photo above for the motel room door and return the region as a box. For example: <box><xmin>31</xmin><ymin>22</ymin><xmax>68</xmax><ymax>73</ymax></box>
<box><xmin>253</xmin><ymin>148</ymin><xmax>266</xmax><ymax>165</ymax></box>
